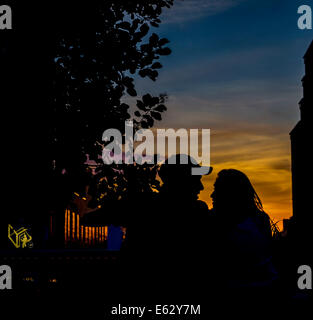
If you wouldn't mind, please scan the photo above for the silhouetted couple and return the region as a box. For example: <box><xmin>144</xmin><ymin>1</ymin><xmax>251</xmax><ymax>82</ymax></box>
<box><xmin>125</xmin><ymin>154</ymin><xmax>278</xmax><ymax>302</ymax></box>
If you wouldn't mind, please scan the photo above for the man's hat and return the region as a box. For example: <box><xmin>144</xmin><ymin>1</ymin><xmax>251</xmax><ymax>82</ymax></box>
<box><xmin>158</xmin><ymin>154</ymin><xmax>213</xmax><ymax>181</ymax></box>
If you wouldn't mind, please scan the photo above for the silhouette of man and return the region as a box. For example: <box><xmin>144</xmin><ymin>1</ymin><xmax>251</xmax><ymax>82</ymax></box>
<box><xmin>123</xmin><ymin>154</ymin><xmax>212</xmax><ymax>301</ymax></box>
<box><xmin>125</xmin><ymin>154</ymin><xmax>212</xmax><ymax>250</ymax></box>
<box><xmin>156</xmin><ymin>154</ymin><xmax>212</xmax><ymax>249</ymax></box>
<box><xmin>139</xmin><ymin>154</ymin><xmax>213</xmax><ymax>299</ymax></box>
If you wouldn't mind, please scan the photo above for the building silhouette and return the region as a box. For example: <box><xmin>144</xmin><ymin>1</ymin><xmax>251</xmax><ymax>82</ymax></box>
<box><xmin>290</xmin><ymin>40</ymin><xmax>313</xmax><ymax>240</ymax></box>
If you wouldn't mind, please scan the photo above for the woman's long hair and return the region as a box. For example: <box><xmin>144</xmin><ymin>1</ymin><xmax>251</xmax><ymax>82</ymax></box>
<box><xmin>214</xmin><ymin>169</ymin><xmax>280</xmax><ymax>237</ymax></box>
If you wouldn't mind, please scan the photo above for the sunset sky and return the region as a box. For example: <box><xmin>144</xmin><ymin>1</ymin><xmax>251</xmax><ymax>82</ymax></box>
<box><xmin>134</xmin><ymin>0</ymin><xmax>313</xmax><ymax>229</ymax></box>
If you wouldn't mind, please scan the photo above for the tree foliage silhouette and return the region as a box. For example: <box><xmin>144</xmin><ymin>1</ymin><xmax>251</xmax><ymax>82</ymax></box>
<box><xmin>48</xmin><ymin>1</ymin><xmax>174</xmax><ymax>210</ymax></box>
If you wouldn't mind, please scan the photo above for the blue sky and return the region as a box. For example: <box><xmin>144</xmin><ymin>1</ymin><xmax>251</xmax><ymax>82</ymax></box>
<box><xmin>135</xmin><ymin>0</ymin><xmax>313</xmax><ymax>226</ymax></box>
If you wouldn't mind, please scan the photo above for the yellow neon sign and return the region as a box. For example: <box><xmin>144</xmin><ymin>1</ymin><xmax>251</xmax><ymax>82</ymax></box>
<box><xmin>8</xmin><ymin>224</ymin><xmax>33</xmax><ymax>248</ymax></box>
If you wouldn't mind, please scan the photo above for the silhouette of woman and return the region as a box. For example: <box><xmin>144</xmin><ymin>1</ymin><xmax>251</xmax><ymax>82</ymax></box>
<box><xmin>209</xmin><ymin>169</ymin><xmax>278</xmax><ymax>295</ymax></box>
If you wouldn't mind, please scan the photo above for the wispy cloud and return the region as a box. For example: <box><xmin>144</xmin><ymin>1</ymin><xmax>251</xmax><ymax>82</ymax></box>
<box><xmin>161</xmin><ymin>0</ymin><xmax>245</xmax><ymax>24</ymax></box>
<box><xmin>155</xmin><ymin>44</ymin><xmax>297</xmax><ymax>88</ymax></box>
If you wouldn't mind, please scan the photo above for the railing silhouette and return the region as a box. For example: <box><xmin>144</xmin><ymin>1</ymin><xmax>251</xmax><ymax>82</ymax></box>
<box><xmin>64</xmin><ymin>209</ymin><xmax>108</xmax><ymax>247</ymax></box>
